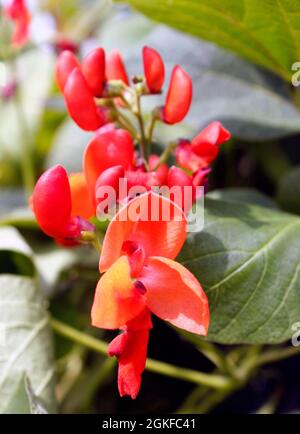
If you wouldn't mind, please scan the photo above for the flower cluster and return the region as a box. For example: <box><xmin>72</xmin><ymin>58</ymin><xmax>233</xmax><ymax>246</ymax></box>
<box><xmin>32</xmin><ymin>44</ymin><xmax>231</xmax><ymax>398</ymax></box>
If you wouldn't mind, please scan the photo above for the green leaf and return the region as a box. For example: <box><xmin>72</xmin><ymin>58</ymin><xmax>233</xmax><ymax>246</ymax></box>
<box><xmin>0</xmin><ymin>226</ymin><xmax>35</xmax><ymax>276</ymax></box>
<box><xmin>179</xmin><ymin>198</ymin><xmax>300</xmax><ymax>344</ymax></box>
<box><xmin>99</xmin><ymin>10</ymin><xmax>300</xmax><ymax>140</ymax></box>
<box><xmin>0</xmin><ymin>275</ymin><xmax>56</xmax><ymax>413</ymax></box>
<box><xmin>3</xmin><ymin>374</ymin><xmax>48</xmax><ymax>414</ymax></box>
<box><xmin>208</xmin><ymin>188</ymin><xmax>277</xmax><ymax>209</ymax></box>
<box><xmin>276</xmin><ymin>166</ymin><xmax>300</xmax><ymax>215</ymax></box>
<box><xmin>124</xmin><ymin>0</ymin><xmax>300</xmax><ymax>81</ymax></box>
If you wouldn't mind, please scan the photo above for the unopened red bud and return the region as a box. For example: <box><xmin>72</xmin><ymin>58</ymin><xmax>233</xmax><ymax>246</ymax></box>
<box><xmin>142</xmin><ymin>46</ymin><xmax>165</xmax><ymax>94</ymax></box>
<box><xmin>32</xmin><ymin>165</ymin><xmax>72</xmax><ymax>238</ymax></box>
<box><xmin>64</xmin><ymin>67</ymin><xmax>104</xmax><ymax>131</ymax></box>
<box><xmin>95</xmin><ymin>165</ymin><xmax>125</xmax><ymax>206</ymax></box>
<box><xmin>106</xmin><ymin>49</ymin><xmax>129</xmax><ymax>85</ymax></box>
<box><xmin>162</xmin><ymin>65</ymin><xmax>192</xmax><ymax>124</ymax></box>
<box><xmin>55</xmin><ymin>50</ymin><xmax>80</xmax><ymax>92</ymax></box>
<box><xmin>82</xmin><ymin>47</ymin><xmax>106</xmax><ymax>97</ymax></box>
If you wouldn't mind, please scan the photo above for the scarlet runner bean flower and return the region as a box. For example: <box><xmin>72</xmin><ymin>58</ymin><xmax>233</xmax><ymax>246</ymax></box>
<box><xmin>31</xmin><ymin>44</ymin><xmax>232</xmax><ymax>400</ymax></box>
<box><xmin>92</xmin><ymin>191</ymin><xmax>209</xmax><ymax>398</ymax></box>
<box><xmin>56</xmin><ymin>49</ymin><xmax>108</xmax><ymax>131</ymax></box>
<box><xmin>32</xmin><ymin>165</ymin><xmax>95</xmax><ymax>245</ymax></box>
<box><xmin>176</xmin><ymin>121</ymin><xmax>231</xmax><ymax>172</ymax></box>
<box><xmin>5</xmin><ymin>0</ymin><xmax>30</xmax><ymax>47</ymax></box>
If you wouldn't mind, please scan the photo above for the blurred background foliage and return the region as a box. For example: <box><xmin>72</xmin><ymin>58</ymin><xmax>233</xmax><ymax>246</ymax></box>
<box><xmin>1</xmin><ymin>0</ymin><xmax>300</xmax><ymax>414</ymax></box>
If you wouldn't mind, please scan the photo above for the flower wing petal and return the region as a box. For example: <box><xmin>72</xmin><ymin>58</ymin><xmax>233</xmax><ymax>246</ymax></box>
<box><xmin>140</xmin><ymin>256</ymin><xmax>209</xmax><ymax>335</ymax></box>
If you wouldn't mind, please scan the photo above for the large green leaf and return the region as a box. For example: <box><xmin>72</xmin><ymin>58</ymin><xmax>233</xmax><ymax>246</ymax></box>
<box><xmin>98</xmin><ymin>10</ymin><xmax>300</xmax><ymax>140</ymax></box>
<box><xmin>276</xmin><ymin>166</ymin><xmax>300</xmax><ymax>215</ymax></box>
<box><xmin>208</xmin><ymin>188</ymin><xmax>277</xmax><ymax>209</ymax></box>
<box><xmin>178</xmin><ymin>197</ymin><xmax>300</xmax><ymax>344</ymax></box>
<box><xmin>0</xmin><ymin>275</ymin><xmax>56</xmax><ymax>413</ymax></box>
<box><xmin>3</xmin><ymin>374</ymin><xmax>48</xmax><ymax>414</ymax></box>
<box><xmin>124</xmin><ymin>0</ymin><xmax>300</xmax><ymax>81</ymax></box>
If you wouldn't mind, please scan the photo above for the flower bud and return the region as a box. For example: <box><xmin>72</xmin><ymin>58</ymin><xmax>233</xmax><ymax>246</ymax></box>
<box><xmin>106</xmin><ymin>49</ymin><xmax>129</xmax><ymax>85</ymax></box>
<box><xmin>142</xmin><ymin>46</ymin><xmax>165</xmax><ymax>94</ymax></box>
<box><xmin>55</xmin><ymin>50</ymin><xmax>80</xmax><ymax>92</ymax></box>
<box><xmin>64</xmin><ymin>67</ymin><xmax>104</xmax><ymax>131</ymax></box>
<box><xmin>82</xmin><ymin>47</ymin><xmax>106</xmax><ymax>97</ymax></box>
<box><xmin>162</xmin><ymin>65</ymin><xmax>192</xmax><ymax>124</ymax></box>
<box><xmin>32</xmin><ymin>165</ymin><xmax>72</xmax><ymax>238</ymax></box>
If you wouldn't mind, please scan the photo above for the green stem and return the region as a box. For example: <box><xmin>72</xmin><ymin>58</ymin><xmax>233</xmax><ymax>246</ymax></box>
<box><xmin>50</xmin><ymin>318</ymin><xmax>232</xmax><ymax>391</ymax></box>
<box><xmin>146</xmin><ymin>114</ymin><xmax>157</xmax><ymax>144</ymax></box>
<box><xmin>116</xmin><ymin>113</ymin><xmax>138</xmax><ymax>139</ymax></box>
<box><xmin>253</xmin><ymin>345</ymin><xmax>300</xmax><ymax>368</ymax></box>
<box><xmin>134</xmin><ymin>91</ymin><xmax>147</xmax><ymax>161</ymax></box>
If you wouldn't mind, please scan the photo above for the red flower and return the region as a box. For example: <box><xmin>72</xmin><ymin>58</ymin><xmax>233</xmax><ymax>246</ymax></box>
<box><xmin>32</xmin><ymin>165</ymin><xmax>94</xmax><ymax>244</ymax></box>
<box><xmin>106</xmin><ymin>49</ymin><xmax>129</xmax><ymax>85</ymax></box>
<box><xmin>56</xmin><ymin>49</ymin><xmax>107</xmax><ymax>131</ymax></box>
<box><xmin>176</xmin><ymin>121</ymin><xmax>231</xmax><ymax>172</ymax></box>
<box><xmin>5</xmin><ymin>0</ymin><xmax>30</xmax><ymax>47</ymax></box>
<box><xmin>63</xmin><ymin>67</ymin><xmax>108</xmax><ymax>131</ymax></box>
<box><xmin>142</xmin><ymin>46</ymin><xmax>165</xmax><ymax>94</ymax></box>
<box><xmin>92</xmin><ymin>192</ymin><xmax>209</xmax><ymax>398</ymax></box>
<box><xmin>83</xmin><ymin>126</ymin><xmax>135</xmax><ymax>206</ymax></box>
<box><xmin>162</xmin><ymin>65</ymin><xmax>192</xmax><ymax>124</ymax></box>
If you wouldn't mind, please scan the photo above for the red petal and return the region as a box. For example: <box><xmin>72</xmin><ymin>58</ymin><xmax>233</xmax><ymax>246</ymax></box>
<box><xmin>140</xmin><ymin>256</ymin><xmax>210</xmax><ymax>335</ymax></box>
<box><xmin>64</xmin><ymin>67</ymin><xmax>103</xmax><ymax>131</ymax></box>
<box><xmin>191</xmin><ymin>121</ymin><xmax>231</xmax><ymax>164</ymax></box>
<box><xmin>142</xmin><ymin>46</ymin><xmax>165</xmax><ymax>93</ymax></box>
<box><xmin>55</xmin><ymin>50</ymin><xmax>79</xmax><ymax>92</ymax></box>
<box><xmin>109</xmin><ymin>328</ymin><xmax>149</xmax><ymax>399</ymax></box>
<box><xmin>100</xmin><ymin>191</ymin><xmax>187</xmax><ymax>272</ymax></box>
<box><xmin>176</xmin><ymin>140</ymin><xmax>206</xmax><ymax>172</ymax></box>
<box><xmin>91</xmin><ymin>256</ymin><xmax>146</xmax><ymax>329</ymax></box>
<box><xmin>106</xmin><ymin>49</ymin><xmax>129</xmax><ymax>85</ymax></box>
<box><xmin>82</xmin><ymin>47</ymin><xmax>106</xmax><ymax>97</ymax></box>
<box><xmin>95</xmin><ymin>165</ymin><xmax>125</xmax><ymax>208</ymax></box>
<box><xmin>83</xmin><ymin>127</ymin><xmax>134</xmax><ymax>201</ymax></box>
<box><xmin>149</xmin><ymin>154</ymin><xmax>168</xmax><ymax>185</ymax></box>
<box><xmin>68</xmin><ymin>172</ymin><xmax>95</xmax><ymax>219</ymax></box>
<box><xmin>32</xmin><ymin>165</ymin><xmax>72</xmax><ymax>238</ymax></box>
<box><xmin>167</xmin><ymin>165</ymin><xmax>194</xmax><ymax>212</ymax></box>
<box><xmin>163</xmin><ymin>65</ymin><xmax>192</xmax><ymax>124</ymax></box>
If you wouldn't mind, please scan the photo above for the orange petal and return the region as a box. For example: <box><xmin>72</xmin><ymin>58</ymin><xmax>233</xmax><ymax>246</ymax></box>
<box><xmin>91</xmin><ymin>256</ymin><xmax>146</xmax><ymax>329</ymax></box>
<box><xmin>99</xmin><ymin>191</ymin><xmax>187</xmax><ymax>272</ymax></box>
<box><xmin>140</xmin><ymin>256</ymin><xmax>209</xmax><ymax>335</ymax></box>
<box><xmin>69</xmin><ymin>172</ymin><xmax>95</xmax><ymax>219</ymax></box>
